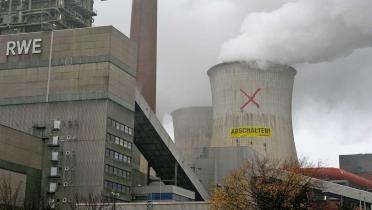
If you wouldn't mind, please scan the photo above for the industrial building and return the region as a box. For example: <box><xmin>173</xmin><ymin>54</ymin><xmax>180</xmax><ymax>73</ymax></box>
<box><xmin>340</xmin><ymin>154</ymin><xmax>372</xmax><ymax>181</ymax></box>
<box><xmin>0</xmin><ymin>0</ymin><xmax>372</xmax><ymax>209</ymax></box>
<box><xmin>0</xmin><ymin>124</ymin><xmax>42</xmax><ymax>207</ymax></box>
<box><xmin>171</xmin><ymin>61</ymin><xmax>372</xmax><ymax>209</ymax></box>
<box><xmin>172</xmin><ymin>61</ymin><xmax>299</xmax><ymax>189</ymax></box>
<box><xmin>0</xmin><ymin>26</ymin><xmax>139</xmax><ymax>207</ymax></box>
<box><xmin>0</xmin><ymin>0</ymin><xmax>208</xmax><ymax>208</ymax></box>
<box><xmin>0</xmin><ymin>0</ymin><xmax>95</xmax><ymax>34</ymax></box>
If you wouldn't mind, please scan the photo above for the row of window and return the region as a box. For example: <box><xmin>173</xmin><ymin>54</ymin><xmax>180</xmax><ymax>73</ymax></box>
<box><xmin>106</xmin><ymin>133</ymin><xmax>132</xmax><ymax>150</ymax></box>
<box><xmin>108</xmin><ymin>118</ymin><xmax>133</xmax><ymax>136</ymax></box>
<box><xmin>104</xmin><ymin>164</ymin><xmax>131</xmax><ymax>179</ymax></box>
<box><xmin>104</xmin><ymin>180</ymin><xmax>130</xmax><ymax>194</ymax></box>
<box><xmin>105</xmin><ymin>148</ymin><xmax>132</xmax><ymax>165</ymax></box>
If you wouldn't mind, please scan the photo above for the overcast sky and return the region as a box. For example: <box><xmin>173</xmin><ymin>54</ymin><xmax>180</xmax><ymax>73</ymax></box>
<box><xmin>94</xmin><ymin>0</ymin><xmax>372</xmax><ymax>167</ymax></box>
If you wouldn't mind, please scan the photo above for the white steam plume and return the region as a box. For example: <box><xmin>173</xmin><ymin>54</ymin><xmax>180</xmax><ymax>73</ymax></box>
<box><xmin>219</xmin><ymin>0</ymin><xmax>372</xmax><ymax>65</ymax></box>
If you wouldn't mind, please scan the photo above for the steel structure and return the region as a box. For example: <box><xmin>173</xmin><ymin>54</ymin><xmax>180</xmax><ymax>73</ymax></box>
<box><xmin>0</xmin><ymin>0</ymin><xmax>96</xmax><ymax>34</ymax></box>
<box><xmin>134</xmin><ymin>90</ymin><xmax>209</xmax><ymax>201</ymax></box>
<box><xmin>207</xmin><ymin>61</ymin><xmax>298</xmax><ymax>162</ymax></box>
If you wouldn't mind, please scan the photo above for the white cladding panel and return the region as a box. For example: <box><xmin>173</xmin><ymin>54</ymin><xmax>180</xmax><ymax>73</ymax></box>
<box><xmin>208</xmin><ymin>62</ymin><xmax>297</xmax><ymax>162</ymax></box>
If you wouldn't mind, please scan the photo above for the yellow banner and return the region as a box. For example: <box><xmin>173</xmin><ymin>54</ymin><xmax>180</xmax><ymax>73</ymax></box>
<box><xmin>230</xmin><ymin>126</ymin><xmax>272</xmax><ymax>138</ymax></box>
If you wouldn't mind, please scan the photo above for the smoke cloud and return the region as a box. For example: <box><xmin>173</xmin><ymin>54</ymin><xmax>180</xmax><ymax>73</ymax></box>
<box><xmin>219</xmin><ymin>0</ymin><xmax>372</xmax><ymax>64</ymax></box>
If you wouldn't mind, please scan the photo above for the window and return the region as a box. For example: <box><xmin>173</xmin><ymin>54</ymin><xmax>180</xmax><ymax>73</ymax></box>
<box><xmin>106</xmin><ymin>133</ymin><xmax>132</xmax><ymax>150</ymax></box>
<box><xmin>106</xmin><ymin>149</ymin><xmax>132</xmax><ymax>165</ymax></box>
<box><xmin>50</xmin><ymin>167</ymin><xmax>58</xmax><ymax>176</ymax></box>
<box><xmin>51</xmin><ymin>152</ymin><xmax>59</xmax><ymax>161</ymax></box>
<box><xmin>52</xmin><ymin>136</ymin><xmax>59</xmax><ymax>146</ymax></box>
<box><xmin>108</xmin><ymin>119</ymin><xmax>133</xmax><ymax>136</ymax></box>
<box><xmin>124</xmin><ymin>126</ymin><xmax>129</xmax><ymax>134</ymax></box>
<box><xmin>53</xmin><ymin>120</ymin><xmax>61</xmax><ymax>130</ymax></box>
<box><xmin>104</xmin><ymin>164</ymin><xmax>131</xmax><ymax>179</ymax></box>
<box><xmin>118</xmin><ymin>154</ymin><xmax>123</xmax><ymax>161</ymax></box>
<box><xmin>104</xmin><ymin>180</ymin><xmax>130</xmax><ymax>194</ymax></box>
<box><xmin>49</xmin><ymin>183</ymin><xmax>57</xmax><ymax>193</ymax></box>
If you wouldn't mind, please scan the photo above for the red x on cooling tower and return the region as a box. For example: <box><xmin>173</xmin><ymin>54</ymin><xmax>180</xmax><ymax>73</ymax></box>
<box><xmin>240</xmin><ymin>88</ymin><xmax>261</xmax><ymax>110</ymax></box>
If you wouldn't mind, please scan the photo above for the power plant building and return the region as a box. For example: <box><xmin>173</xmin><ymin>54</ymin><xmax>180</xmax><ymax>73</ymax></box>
<box><xmin>0</xmin><ymin>124</ymin><xmax>43</xmax><ymax>207</ymax></box>
<box><xmin>0</xmin><ymin>26</ymin><xmax>138</xmax><ymax>207</ymax></box>
<box><xmin>207</xmin><ymin>61</ymin><xmax>298</xmax><ymax>162</ymax></box>
<box><xmin>1</xmin><ymin>1</ymin><xmax>372</xmax><ymax>209</ymax></box>
<box><xmin>171</xmin><ymin>107</ymin><xmax>213</xmax><ymax>167</ymax></box>
<box><xmin>172</xmin><ymin>61</ymin><xmax>298</xmax><ymax>189</ymax></box>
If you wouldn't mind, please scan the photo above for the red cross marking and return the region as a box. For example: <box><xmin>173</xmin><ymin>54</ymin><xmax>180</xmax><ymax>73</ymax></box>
<box><xmin>240</xmin><ymin>88</ymin><xmax>261</xmax><ymax>110</ymax></box>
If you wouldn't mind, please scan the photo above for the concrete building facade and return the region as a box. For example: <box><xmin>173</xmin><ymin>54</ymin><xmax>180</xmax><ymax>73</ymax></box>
<box><xmin>0</xmin><ymin>26</ymin><xmax>139</xmax><ymax>208</ymax></box>
<box><xmin>0</xmin><ymin>124</ymin><xmax>42</xmax><ymax>207</ymax></box>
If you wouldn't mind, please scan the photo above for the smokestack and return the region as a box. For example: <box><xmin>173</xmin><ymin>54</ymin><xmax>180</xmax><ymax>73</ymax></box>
<box><xmin>131</xmin><ymin>0</ymin><xmax>157</xmax><ymax>112</ymax></box>
<box><xmin>208</xmin><ymin>61</ymin><xmax>298</xmax><ymax>162</ymax></box>
<box><xmin>172</xmin><ymin>107</ymin><xmax>213</xmax><ymax>167</ymax></box>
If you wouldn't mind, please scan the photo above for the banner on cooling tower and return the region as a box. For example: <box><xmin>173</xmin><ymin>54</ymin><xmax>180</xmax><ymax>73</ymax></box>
<box><xmin>230</xmin><ymin>126</ymin><xmax>272</xmax><ymax>138</ymax></box>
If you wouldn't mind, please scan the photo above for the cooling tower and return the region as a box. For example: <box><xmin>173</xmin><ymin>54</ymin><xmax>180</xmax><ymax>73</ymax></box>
<box><xmin>208</xmin><ymin>61</ymin><xmax>298</xmax><ymax>162</ymax></box>
<box><xmin>172</xmin><ymin>107</ymin><xmax>213</xmax><ymax>167</ymax></box>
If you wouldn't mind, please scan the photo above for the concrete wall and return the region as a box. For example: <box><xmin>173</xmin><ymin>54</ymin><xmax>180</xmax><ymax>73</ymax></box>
<box><xmin>0</xmin><ymin>125</ymin><xmax>42</xmax><ymax>169</ymax></box>
<box><xmin>0</xmin><ymin>26</ymin><xmax>137</xmax><ymax>109</ymax></box>
<box><xmin>0</xmin><ymin>124</ymin><xmax>42</xmax><ymax>205</ymax></box>
<box><xmin>194</xmin><ymin>146</ymin><xmax>262</xmax><ymax>191</ymax></box>
<box><xmin>171</xmin><ymin>107</ymin><xmax>213</xmax><ymax>167</ymax></box>
<box><xmin>0</xmin><ymin>26</ymin><xmax>138</xmax><ymax>207</ymax></box>
<box><xmin>208</xmin><ymin>61</ymin><xmax>298</xmax><ymax>162</ymax></box>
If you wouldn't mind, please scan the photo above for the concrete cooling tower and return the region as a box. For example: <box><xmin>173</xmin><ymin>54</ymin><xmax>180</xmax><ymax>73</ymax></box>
<box><xmin>172</xmin><ymin>107</ymin><xmax>213</xmax><ymax>167</ymax></box>
<box><xmin>207</xmin><ymin>61</ymin><xmax>298</xmax><ymax>162</ymax></box>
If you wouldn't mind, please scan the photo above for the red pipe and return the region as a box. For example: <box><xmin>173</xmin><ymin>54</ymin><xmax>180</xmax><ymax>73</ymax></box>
<box><xmin>301</xmin><ymin>168</ymin><xmax>372</xmax><ymax>189</ymax></box>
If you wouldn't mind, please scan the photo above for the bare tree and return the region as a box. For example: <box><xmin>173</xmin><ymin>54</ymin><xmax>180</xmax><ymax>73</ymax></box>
<box><xmin>210</xmin><ymin>158</ymin><xmax>326</xmax><ymax>210</ymax></box>
<box><xmin>69</xmin><ymin>192</ymin><xmax>112</xmax><ymax>210</ymax></box>
<box><xmin>0</xmin><ymin>174</ymin><xmax>23</xmax><ymax>210</ymax></box>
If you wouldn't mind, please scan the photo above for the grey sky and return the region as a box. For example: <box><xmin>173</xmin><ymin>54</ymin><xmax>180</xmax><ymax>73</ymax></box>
<box><xmin>94</xmin><ymin>0</ymin><xmax>372</xmax><ymax>167</ymax></box>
